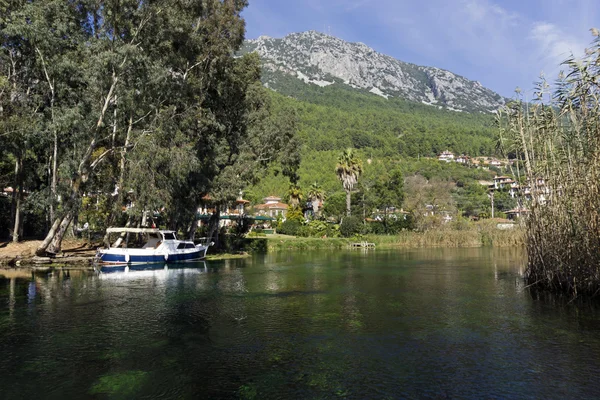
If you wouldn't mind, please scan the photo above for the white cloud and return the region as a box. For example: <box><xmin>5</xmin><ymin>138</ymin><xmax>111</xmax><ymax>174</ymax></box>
<box><xmin>529</xmin><ymin>22</ymin><xmax>587</xmax><ymax>75</ymax></box>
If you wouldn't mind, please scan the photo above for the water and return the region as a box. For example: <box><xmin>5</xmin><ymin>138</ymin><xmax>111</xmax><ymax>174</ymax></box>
<box><xmin>1</xmin><ymin>248</ymin><xmax>600</xmax><ymax>399</ymax></box>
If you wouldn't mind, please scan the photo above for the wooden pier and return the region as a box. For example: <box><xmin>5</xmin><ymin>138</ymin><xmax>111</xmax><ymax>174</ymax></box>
<box><xmin>350</xmin><ymin>241</ymin><xmax>376</xmax><ymax>249</ymax></box>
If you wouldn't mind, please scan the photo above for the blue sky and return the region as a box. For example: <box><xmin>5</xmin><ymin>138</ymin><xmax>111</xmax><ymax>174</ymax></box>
<box><xmin>242</xmin><ymin>0</ymin><xmax>599</xmax><ymax>98</ymax></box>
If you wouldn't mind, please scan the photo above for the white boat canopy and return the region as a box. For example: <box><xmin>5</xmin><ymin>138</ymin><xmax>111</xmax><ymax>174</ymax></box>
<box><xmin>106</xmin><ymin>228</ymin><xmax>161</xmax><ymax>234</ymax></box>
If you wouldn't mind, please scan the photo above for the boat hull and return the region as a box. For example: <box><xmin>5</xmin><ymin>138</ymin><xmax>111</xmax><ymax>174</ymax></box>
<box><xmin>97</xmin><ymin>247</ymin><xmax>209</xmax><ymax>266</ymax></box>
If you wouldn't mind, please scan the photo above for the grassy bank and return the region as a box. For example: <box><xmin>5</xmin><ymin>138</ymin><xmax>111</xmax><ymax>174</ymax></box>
<box><xmin>252</xmin><ymin>223</ymin><xmax>525</xmax><ymax>251</ymax></box>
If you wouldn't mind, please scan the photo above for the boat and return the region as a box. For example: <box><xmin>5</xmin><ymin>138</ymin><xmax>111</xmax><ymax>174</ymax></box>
<box><xmin>95</xmin><ymin>228</ymin><xmax>213</xmax><ymax>266</ymax></box>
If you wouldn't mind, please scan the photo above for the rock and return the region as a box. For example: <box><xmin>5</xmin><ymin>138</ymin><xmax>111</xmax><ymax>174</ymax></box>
<box><xmin>242</xmin><ymin>31</ymin><xmax>506</xmax><ymax>113</ymax></box>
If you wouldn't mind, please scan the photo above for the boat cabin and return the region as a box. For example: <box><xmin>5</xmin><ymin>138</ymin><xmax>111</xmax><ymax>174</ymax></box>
<box><xmin>106</xmin><ymin>228</ymin><xmax>178</xmax><ymax>249</ymax></box>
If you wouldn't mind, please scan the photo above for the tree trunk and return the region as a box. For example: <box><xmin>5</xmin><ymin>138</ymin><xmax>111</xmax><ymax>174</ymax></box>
<box><xmin>12</xmin><ymin>157</ymin><xmax>23</xmax><ymax>243</ymax></box>
<box><xmin>50</xmin><ymin>132</ymin><xmax>58</xmax><ymax>223</ymax></box>
<box><xmin>207</xmin><ymin>205</ymin><xmax>221</xmax><ymax>248</ymax></box>
<box><xmin>188</xmin><ymin>212</ymin><xmax>198</xmax><ymax>241</ymax></box>
<box><xmin>10</xmin><ymin>158</ymin><xmax>18</xmax><ymax>229</ymax></box>
<box><xmin>107</xmin><ymin>113</ymin><xmax>133</xmax><ymax>227</ymax></box>
<box><xmin>111</xmin><ymin>217</ymin><xmax>132</xmax><ymax>248</ymax></box>
<box><xmin>36</xmin><ymin>217</ymin><xmax>64</xmax><ymax>256</ymax></box>
<box><xmin>46</xmin><ymin>211</ymin><xmax>73</xmax><ymax>254</ymax></box>
<box><xmin>346</xmin><ymin>190</ymin><xmax>351</xmax><ymax>217</ymax></box>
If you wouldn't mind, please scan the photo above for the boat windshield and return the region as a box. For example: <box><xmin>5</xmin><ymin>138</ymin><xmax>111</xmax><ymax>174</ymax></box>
<box><xmin>162</xmin><ymin>232</ymin><xmax>176</xmax><ymax>240</ymax></box>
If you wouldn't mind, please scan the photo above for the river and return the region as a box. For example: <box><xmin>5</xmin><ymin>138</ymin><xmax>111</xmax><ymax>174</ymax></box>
<box><xmin>1</xmin><ymin>248</ymin><xmax>600</xmax><ymax>399</ymax></box>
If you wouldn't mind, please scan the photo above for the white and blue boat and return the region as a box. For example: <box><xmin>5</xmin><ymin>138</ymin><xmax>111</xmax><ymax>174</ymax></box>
<box><xmin>95</xmin><ymin>228</ymin><xmax>212</xmax><ymax>266</ymax></box>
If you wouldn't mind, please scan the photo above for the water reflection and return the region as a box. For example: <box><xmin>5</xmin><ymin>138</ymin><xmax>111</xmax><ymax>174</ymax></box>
<box><xmin>3</xmin><ymin>248</ymin><xmax>600</xmax><ymax>399</ymax></box>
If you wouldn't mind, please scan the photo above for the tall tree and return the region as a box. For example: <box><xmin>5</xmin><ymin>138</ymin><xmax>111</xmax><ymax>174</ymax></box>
<box><xmin>336</xmin><ymin>148</ymin><xmax>362</xmax><ymax>216</ymax></box>
<box><xmin>307</xmin><ymin>182</ymin><xmax>325</xmax><ymax>217</ymax></box>
<box><xmin>287</xmin><ymin>184</ymin><xmax>303</xmax><ymax>208</ymax></box>
<box><xmin>372</xmin><ymin>167</ymin><xmax>404</xmax><ymax>217</ymax></box>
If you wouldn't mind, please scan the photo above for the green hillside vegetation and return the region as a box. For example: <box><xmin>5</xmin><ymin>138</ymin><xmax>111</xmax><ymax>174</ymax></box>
<box><xmin>248</xmin><ymin>80</ymin><xmax>508</xmax><ymax>225</ymax></box>
<box><xmin>267</xmin><ymin>74</ymin><xmax>498</xmax><ymax>157</ymax></box>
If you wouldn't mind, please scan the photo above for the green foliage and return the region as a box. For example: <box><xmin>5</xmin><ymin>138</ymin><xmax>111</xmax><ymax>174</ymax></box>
<box><xmin>285</xmin><ymin>206</ymin><xmax>305</xmax><ymax>223</ymax></box>
<box><xmin>79</xmin><ymin>196</ymin><xmax>111</xmax><ymax>232</ymax></box>
<box><xmin>269</xmin><ymin>83</ymin><xmax>498</xmax><ymax>158</ymax></box>
<box><xmin>340</xmin><ymin>216</ymin><xmax>363</xmax><ymax>237</ymax></box>
<box><xmin>297</xmin><ymin>219</ymin><xmax>340</xmax><ymax>238</ymax></box>
<box><xmin>493</xmin><ymin>189</ymin><xmax>517</xmax><ymax>213</ymax></box>
<box><xmin>0</xmin><ymin>1</ymin><xmax>301</xmax><ymax>249</ymax></box>
<box><xmin>322</xmin><ymin>192</ymin><xmax>347</xmax><ymax>222</ymax></box>
<box><xmin>366</xmin><ymin>215</ymin><xmax>414</xmax><ymax>234</ymax></box>
<box><xmin>277</xmin><ymin>220</ymin><xmax>302</xmax><ymax>236</ymax></box>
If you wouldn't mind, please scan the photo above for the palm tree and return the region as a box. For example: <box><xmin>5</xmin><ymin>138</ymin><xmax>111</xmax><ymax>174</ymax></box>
<box><xmin>336</xmin><ymin>148</ymin><xmax>363</xmax><ymax>216</ymax></box>
<box><xmin>287</xmin><ymin>184</ymin><xmax>303</xmax><ymax>208</ymax></box>
<box><xmin>307</xmin><ymin>182</ymin><xmax>325</xmax><ymax>217</ymax></box>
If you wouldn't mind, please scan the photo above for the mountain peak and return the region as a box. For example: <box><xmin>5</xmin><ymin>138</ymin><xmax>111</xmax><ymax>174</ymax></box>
<box><xmin>243</xmin><ymin>31</ymin><xmax>505</xmax><ymax>113</ymax></box>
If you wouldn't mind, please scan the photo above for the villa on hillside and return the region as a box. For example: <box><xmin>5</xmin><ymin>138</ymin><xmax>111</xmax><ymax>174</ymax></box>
<box><xmin>254</xmin><ymin>196</ymin><xmax>288</xmax><ymax>218</ymax></box>
<box><xmin>493</xmin><ymin>176</ymin><xmax>516</xmax><ymax>190</ymax></box>
<box><xmin>455</xmin><ymin>155</ymin><xmax>470</xmax><ymax>164</ymax></box>
<box><xmin>438</xmin><ymin>150</ymin><xmax>455</xmax><ymax>162</ymax></box>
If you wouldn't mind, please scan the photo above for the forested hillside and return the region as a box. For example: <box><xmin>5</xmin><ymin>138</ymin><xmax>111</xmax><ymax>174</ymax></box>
<box><xmin>249</xmin><ymin>80</ymin><xmax>502</xmax><ymax>215</ymax></box>
<box><xmin>270</xmin><ymin>77</ymin><xmax>498</xmax><ymax>157</ymax></box>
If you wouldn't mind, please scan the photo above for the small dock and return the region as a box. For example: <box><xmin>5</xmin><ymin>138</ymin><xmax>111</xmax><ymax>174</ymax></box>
<box><xmin>350</xmin><ymin>241</ymin><xmax>376</xmax><ymax>249</ymax></box>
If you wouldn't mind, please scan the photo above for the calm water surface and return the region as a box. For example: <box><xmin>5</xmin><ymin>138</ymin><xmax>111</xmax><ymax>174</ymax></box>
<box><xmin>2</xmin><ymin>248</ymin><xmax>600</xmax><ymax>399</ymax></box>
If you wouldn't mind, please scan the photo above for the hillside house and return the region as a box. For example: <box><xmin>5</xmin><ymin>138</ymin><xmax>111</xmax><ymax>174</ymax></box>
<box><xmin>438</xmin><ymin>150</ymin><xmax>455</xmax><ymax>162</ymax></box>
<box><xmin>455</xmin><ymin>155</ymin><xmax>470</xmax><ymax>164</ymax></box>
<box><xmin>255</xmin><ymin>196</ymin><xmax>288</xmax><ymax>218</ymax></box>
<box><xmin>493</xmin><ymin>176</ymin><xmax>515</xmax><ymax>189</ymax></box>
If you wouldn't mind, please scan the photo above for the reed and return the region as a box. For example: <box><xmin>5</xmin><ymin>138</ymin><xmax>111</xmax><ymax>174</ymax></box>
<box><xmin>497</xmin><ymin>30</ymin><xmax>600</xmax><ymax>297</ymax></box>
<box><xmin>258</xmin><ymin>222</ymin><xmax>524</xmax><ymax>251</ymax></box>
<box><xmin>365</xmin><ymin>222</ymin><xmax>524</xmax><ymax>249</ymax></box>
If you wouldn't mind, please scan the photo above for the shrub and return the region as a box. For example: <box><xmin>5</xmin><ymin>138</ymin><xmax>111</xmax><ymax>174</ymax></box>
<box><xmin>340</xmin><ymin>216</ymin><xmax>362</xmax><ymax>237</ymax></box>
<box><xmin>277</xmin><ymin>220</ymin><xmax>301</xmax><ymax>236</ymax></box>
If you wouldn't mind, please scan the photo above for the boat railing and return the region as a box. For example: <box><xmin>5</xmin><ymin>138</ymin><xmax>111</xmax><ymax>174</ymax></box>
<box><xmin>194</xmin><ymin>237</ymin><xmax>212</xmax><ymax>246</ymax></box>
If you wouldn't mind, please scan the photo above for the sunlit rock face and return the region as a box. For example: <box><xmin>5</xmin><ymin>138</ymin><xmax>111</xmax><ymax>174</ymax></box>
<box><xmin>243</xmin><ymin>31</ymin><xmax>506</xmax><ymax>113</ymax></box>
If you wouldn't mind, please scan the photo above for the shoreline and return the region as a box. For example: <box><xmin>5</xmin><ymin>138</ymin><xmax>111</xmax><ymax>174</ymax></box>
<box><xmin>1</xmin><ymin>226</ymin><xmax>525</xmax><ymax>269</ymax></box>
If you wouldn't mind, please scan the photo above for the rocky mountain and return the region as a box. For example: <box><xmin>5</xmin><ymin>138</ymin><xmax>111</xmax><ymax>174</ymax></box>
<box><xmin>242</xmin><ymin>31</ymin><xmax>506</xmax><ymax>113</ymax></box>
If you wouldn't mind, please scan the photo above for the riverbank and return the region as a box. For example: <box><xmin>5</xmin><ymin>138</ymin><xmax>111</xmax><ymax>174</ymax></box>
<box><xmin>1</xmin><ymin>223</ymin><xmax>524</xmax><ymax>267</ymax></box>
<box><xmin>0</xmin><ymin>239</ymin><xmax>97</xmax><ymax>267</ymax></box>
<box><xmin>0</xmin><ymin>239</ymin><xmax>252</xmax><ymax>268</ymax></box>
<box><xmin>259</xmin><ymin>223</ymin><xmax>525</xmax><ymax>251</ymax></box>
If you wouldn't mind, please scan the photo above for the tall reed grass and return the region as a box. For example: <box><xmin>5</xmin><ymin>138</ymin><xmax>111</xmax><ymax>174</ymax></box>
<box><xmin>497</xmin><ymin>30</ymin><xmax>600</xmax><ymax>297</ymax></box>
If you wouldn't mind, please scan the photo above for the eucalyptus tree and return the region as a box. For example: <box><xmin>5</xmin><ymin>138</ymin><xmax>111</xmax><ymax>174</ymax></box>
<box><xmin>336</xmin><ymin>148</ymin><xmax>363</xmax><ymax>216</ymax></box>
<box><xmin>1</xmin><ymin>0</ymin><xmax>299</xmax><ymax>252</ymax></box>
<box><xmin>0</xmin><ymin>0</ymin><xmax>54</xmax><ymax>241</ymax></box>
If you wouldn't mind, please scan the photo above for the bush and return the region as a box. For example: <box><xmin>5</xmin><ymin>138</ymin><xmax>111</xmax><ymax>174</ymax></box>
<box><xmin>277</xmin><ymin>220</ymin><xmax>302</xmax><ymax>236</ymax></box>
<box><xmin>340</xmin><ymin>216</ymin><xmax>362</xmax><ymax>237</ymax></box>
<box><xmin>366</xmin><ymin>215</ymin><xmax>414</xmax><ymax>235</ymax></box>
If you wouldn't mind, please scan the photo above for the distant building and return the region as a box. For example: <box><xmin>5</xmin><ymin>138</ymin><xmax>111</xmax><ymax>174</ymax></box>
<box><xmin>254</xmin><ymin>196</ymin><xmax>288</xmax><ymax>218</ymax></box>
<box><xmin>438</xmin><ymin>150</ymin><xmax>455</xmax><ymax>162</ymax></box>
<box><xmin>493</xmin><ymin>176</ymin><xmax>515</xmax><ymax>189</ymax></box>
<box><xmin>455</xmin><ymin>155</ymin><xmax>470</xmax><ymax>164</ymax></box>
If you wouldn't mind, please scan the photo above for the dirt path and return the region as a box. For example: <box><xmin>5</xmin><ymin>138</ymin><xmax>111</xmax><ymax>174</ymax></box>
<box><xmin>0</xmin><ymin>239</ymin><xmax>98</xmax><ymax>265</ymax></box>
